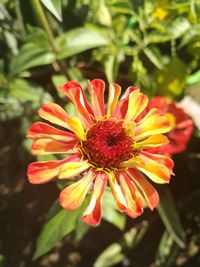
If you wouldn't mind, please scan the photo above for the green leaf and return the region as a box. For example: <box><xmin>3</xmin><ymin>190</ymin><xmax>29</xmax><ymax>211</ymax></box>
<box><xmin>9</xmin><ymin>42</ymin><xmax>55</xmax><ymax>75</ymax></box>
<box><xmin>157</xmin><ymin>187</ymin><xmax>186</xmax><ymax>249</ymax></box>
<box><xmin>144</xmin><ymin>47</ymin><xmax>164</xmax><ymax>69</ymax></box>
<box><xmin>104</xmin><ymin>54</ymin><xmax>119</xmax><ymax>83</ymax></box>
<box><xmin>74</xmin><ymin>220</ymin><xmax>91</xmax><ymax>241</ymax></box>
<box><xmin>169</xmin><ymin>17</ymin><xmax>191</xmax><ymax>40</ymax></box>
<box><xmin>94</xmin><ymin>221</ymin><xmax>148</xmax><ymax>267</ymax></box>
<box><xmin>40</xmin><ymin>0</ymin><xmax>62</xmax><ymax>21</ymax></box>
<box><xmin>155</xmin><ymin>230</ymin><xmax>180</xmax><ymax>267</ymax></box>
<box><xmin>56</xmin><ymin>28</ymin><xmax>108</xmax><ymax>59</ymax></box>
<box><xmin>9</xmin><ymin>78</ymin><xmax>52</xmax><ymax>103</ymax></box>
<box><xmin>102</xmin><ymin>189</ymin><xmax>126</xmax><ymax>230</ymax></box>
<box><xmin>186</xmin><ymin>69</ymin><xmax>200</xmax><ymax>85</ymax></box>
<box><xmin>94</xmin><ymin>243</ymin><xmax>125</xmax><ymax>267</ymax></box>
<box><xmin>33</xmin><ymin>199</ymin><xmax>88</xmax><ymax>260</ymax></box>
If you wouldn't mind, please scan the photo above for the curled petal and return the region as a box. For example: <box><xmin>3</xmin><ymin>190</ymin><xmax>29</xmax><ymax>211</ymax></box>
<box><xmin>134</xmin><ymin>108</ymin><xmax>171</xmax><ymax>141</ymax></box>
<box><xmin>59</xmin><ymin>170</ymin><xmax>95</xmax><ymax>210</ymax></box>
<box><xmin>107</xmin><ymin>171</ymin><xmax>127</xmax><ymax>211</ymax></box>
<box><xmin>116</xmin><ymin>171</ymin><xmax>144</xmax><ymax>218</ymax></box>
<box><xmin>38</xmin><ymin>103</ymin><xmax>70</xmax><ymax>129</ymax></box>
<box><xmin>27</xmin><ymin>154</ymin><xmax>81</xmax><ymax>184</ymax></box>
<box><xmin>87</xmin><ymin>79</ymin><xmax>105</xmax><ymax>117</ymax></box>
<box><xmin>59</xmin><ymin>81</ymin><xmax>93</xmax><ymax>128</ymax></box>
<box><xmin>82</xmin><ymin>171</ymin><xmax>107</xmax><ymax>225</ymax></box>
<box><xmin>134</xmin><ymin>134</ymin><xmax>169</xmax><ymax>150</ymax></box>
<box><xmin>27</xmin><ymin>122</ymin><xmax>77</xmax><ymax>143</ymax></box>
<box><xmin>114</xmin><ymin>86</ymin><xmax>138</xmax><ymax>119</ymax></box>
<box><xmin>32</xmin><ymin>139</ymin><xmax>78</xmax><ymax>155</ymax></box>
<box><xmin>58</xmin><ymin>160</ymin><xmax>90</xmax><ymax>179</ymax></box>
<box><xmin>106</xmin><ymin>83</ymin><xmax>121</xmax><ymax>117</ymax></box>
<box><xmin>126</xmin><ymin>169</ymin><xmax>159</xmax><ymax>210</ymax></box>
<box><xmin>137</xmin><ymin>151</ymin><xmax>174</xmax><ymax>184</ymax></box>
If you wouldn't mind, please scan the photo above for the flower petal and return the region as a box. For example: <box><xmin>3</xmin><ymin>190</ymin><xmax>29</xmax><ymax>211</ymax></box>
<box><xmin>107</xmin><ymin>171</ymin><xmax>127</xmax><ymax>212</ymax></box>
<box><xmin>126</xmin><ymin>169</ymin><xmax>159</xmax><ymax>210</ymax></box>
<box><xmin>87</xmin><ymin>79</ymin><xmax>105</xmax><ymax>117</ymax></box>
<box><xmin>137</xmin><ymin>151</ymin><xmax>174</xmax><ymax>184</ymax></box>
<box><xmin>134</xmin><ymin>108</ymin><xmax>171</xmax><ymax>141</ymax></box>
<box><xmin>27</xmin><ymin>154</ymin><xmax>81</xmax><ymax>184</ymax></box>
<box><xmin>124</xmin><ymin>90</ymin><xmax>148</xmax><ymax>122</ymax></box>
<box><xmin>38</xmin><ymin>103</ymin><xmax>70</xmax><ymax>129</ymax></box>
<box><xmin>116</xmin><ymin>171</ymin><xmax>144</xmax><ymax>218</ymax></box>
<box><xmin>27</xmin><ymin>122</ymin><xmax>77</xmax><ymax>143</ymax></box>
<box><xmin>106</xmin><ymin>83</ymin><xmax>121</xmax><ymax>117</ymax></box>
<box><xmin>66</xmin><ymin>117</ymin><xmax>86</xmax><ymax>141</ymax></box>
<box><xmin>82</xmin><ymin>171</ymin><xmax>107</xmax><ymax>225</ymax></box>
<box><xmin>31</xmin><ymin>139</ymin><xmax>78</xmax><ymax>155</ymax></box>
<box><xmin>58</xmin><ymin>160</ymin><xmax>90</xmax><ymax>179</ymax></box>
<box><xmin>59</xmin><ymin>81</ymin><xmax>93</xmax><ymax>128</ymax></box>
<box><xmin>59</xmin><ymin>170</ymin><xmax>95</xmax><ymax>210</ymax></box>
<box><xmin>134</xmin><ymin>134</ymin><xmax>169</xmax><ymax>150</ymax></box>
<box><xmin>114</xmin><ymin>86</ymin><xmax>138</xmax><ymax>119</ymax></box>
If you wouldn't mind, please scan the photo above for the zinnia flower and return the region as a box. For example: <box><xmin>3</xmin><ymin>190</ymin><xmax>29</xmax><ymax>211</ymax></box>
<box><xmin>142</xmin><ymin>96</ymin><xmax>193</xmax><ymax>156</ymax></box>
<box><xmin>27</xmin><ymin>80</ymin><xmax>174</xmax><ymax>225</ymax></box>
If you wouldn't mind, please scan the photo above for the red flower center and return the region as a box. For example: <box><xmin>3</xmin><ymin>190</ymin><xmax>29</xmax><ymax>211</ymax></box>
<box><xmin>82</xmin><ymin>120</ymin><xmax>133</xmax><ymax>169</ymax></box>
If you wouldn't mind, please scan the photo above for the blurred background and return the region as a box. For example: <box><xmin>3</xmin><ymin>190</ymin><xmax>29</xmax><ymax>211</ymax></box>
<box><xmin>0</xmin><ymin>0</ymin><xmax>200</xmax><ymax>266</ymax></box>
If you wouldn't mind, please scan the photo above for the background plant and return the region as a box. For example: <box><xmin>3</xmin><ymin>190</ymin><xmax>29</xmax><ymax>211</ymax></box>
<box><xmin>0</xmin><ymin>0</ymin><xmax>200</xmax><ymax>267</ymax></box>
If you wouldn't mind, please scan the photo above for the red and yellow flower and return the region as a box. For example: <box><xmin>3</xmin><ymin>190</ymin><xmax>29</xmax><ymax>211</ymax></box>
<box><xmin>27</xmin><ymin>80</ymin><xmax>174</xmax><ymax>225</ymax></box>
<box><xmin>141</xmin><ymin>96</ymin><xmax>193</xmax><ymax>156</ymax></box>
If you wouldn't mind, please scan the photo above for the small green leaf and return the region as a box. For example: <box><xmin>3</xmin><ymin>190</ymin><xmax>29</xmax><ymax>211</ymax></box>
<box><xmin>155</xmin><ymin>230</ymin><xmax>180</xmax><ymax>267</ymax></box>
<box><xmin>104</xmin><ymin>54</ymin><xmax>119</xmax><ymax>83</ymax></box>
<box><xmin>33</xmin><ymin>199</ymin><xmax>88</xmax><ymax>260</ymax></box>
<box><xmin>186</xmin><ymin>69</ymin><xmax>200</xmax><ymax>85</ymax></box>
<box><xmin>94</xmin><ymin>221</ymin><xmax>148</xmax><ymax>267</ymax></box>
<box><xmin>56</xmin><ymin>28</ymin><xmax>108</xmax><ymax>59</ymax></box>
<box><xmin>144</xmin><ymin>47</ymin><xmax>164</xmax><ymax>70</ymax></box>
<box><xmin>169</xmin><ymin>17</ymin><xmax>190</xmax><ymax>40</ymax></box>
<box><xmin>157</xmin><ymin>187</ymin><xmax>186</xmax><ymax>249</ymax></box>
<box><xmin>74</xmin><ymin>220</ymin><xmax>91</xmax><ymax>241</ymax></box>
<box><xmin>94</xmin><ymin>243</ymin><xmax>125</xmax><ymax>267</ymax></box>
<box><xmin>40</xmin><ymin>0</ymin><xmax>62</xmax><ymax>21</ymax></box>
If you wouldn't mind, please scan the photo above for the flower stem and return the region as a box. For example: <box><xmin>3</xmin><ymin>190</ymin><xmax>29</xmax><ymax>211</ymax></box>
<box><xmin>30</xmin><ymin>0</ymin><xmax>70</xmax><ymax>79</ymax></box>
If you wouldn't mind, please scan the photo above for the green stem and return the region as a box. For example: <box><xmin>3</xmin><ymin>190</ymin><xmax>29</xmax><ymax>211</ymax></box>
<box><xmin>30</xmin><ymin>0</ymin><xmax>70</xmax><ymax>79</ymax></box>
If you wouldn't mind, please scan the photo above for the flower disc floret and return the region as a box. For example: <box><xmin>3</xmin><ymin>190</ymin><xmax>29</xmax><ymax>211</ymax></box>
<box><xmin>82</xmin><ymin>120</ymin><xmax>133</xmax><ymax>169</ymax></box>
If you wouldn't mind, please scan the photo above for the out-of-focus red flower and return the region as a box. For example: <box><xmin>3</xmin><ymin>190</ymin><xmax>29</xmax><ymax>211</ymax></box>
<box><xmin>27</xmin><ymin>80</ymin><xmax>174</xmax><ymax>225</ymax></box>
<box><xmin>142</xmin><ymin>96</ymin><xmax>193</xmax><ymax>156</ymax></box>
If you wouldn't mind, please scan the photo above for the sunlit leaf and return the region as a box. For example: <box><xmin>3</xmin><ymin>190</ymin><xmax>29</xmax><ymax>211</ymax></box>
<box><xmin>56</xmin><ymin>28</ymin><xmax>108</xmax><ymax>59</ymax></box>
<box><xmin>169</xmin><ymin>17</ymin><xmax>190</xmax><ymax>39</ymax></box>
<box><xmin>9</xmin><ymin>43</ymin><xmax>55</xmax><ymax>75</ymax></box>
<box><xmin>40</xmin><ymin>0</ymin><xmax>62</xmax><ymax>21</ymax></box>
<box><xmin>157</xmin><ymin>187</ymin><xmax>186</xmax><ymax>249</ymax></box>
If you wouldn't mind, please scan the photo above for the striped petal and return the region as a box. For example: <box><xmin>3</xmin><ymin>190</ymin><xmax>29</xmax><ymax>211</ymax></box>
<box><xmin>137</xmin><ymin>151</ymin><xmax>174</xmax><ymax>184</ymax></box>
<box><xmin>134</xmin><ymin>108</ymin><xmax>171</xmax><ymax>141</ymax></box>
<box><xmin>87</xmin><ymin>79</ymin><xmax>105</xmax><ymax>117</ymax></box>
<box><xmin>124</xmin><ymin>90</ymin><xmax>148</xmax><ymax>122</ymax></box>
<box><xmin>59</xmin><ymin>170</ymin><xmax>95</xmax><ymax>210</ymax></box>
<box><xmin>27</xmin><ymin>122</ymin><xmax>77</xmax><ymax>143</ymax></box>
<box><xmin>59</xmin><ymin>81</ymin><xmax>93</xmax><ymax>128</ymax></box>
<box><xmin>126</xmin><ymin>169</ymin><xmax>159</xmax><ymax>210</ymax></box>
<box><xmin>32</xmin><ymin>139</ymin><xmax>78</xmax><ymax>155</ymax></box>
<box><xmin>27</xmin><ymin>154</ymin><xmax>81</xmax><ymax>184</ymax></box>
<box><xmin>114</xmin><ymin>86</ymin><xmax>138</xmax><ymax>119</ymax></box>
<box><xmin>58</xmin><ymin>160</ymin><xmax>90</xmax><ymax>179</ymax></box>
<box><xmin>107</xmin><ymin>171</ymin><xmax>127</xmax><ymax>211</ymax></box>
<box><xmin>82</xmin><ymin>171</ymin><xmax>107</xmax><ymax>225</ymax></box>
<box><xmin>134</xmin><ymin>134</ymin><xmax>169</xmax><ymax>150</ymax></box>
<box><xmin>106</xmin><ymin>83</ymin><xmax>121</xmax><ymax>117</ymax></box>
<box><xmin>38</xmin><ymin>103</ymin><xmax>70</xmax><ymax>129</ymax></box>
<box><xmin>116</xmin><ymin>171</ymin><xmax>144</xmax><ymax>218</ymax></box>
